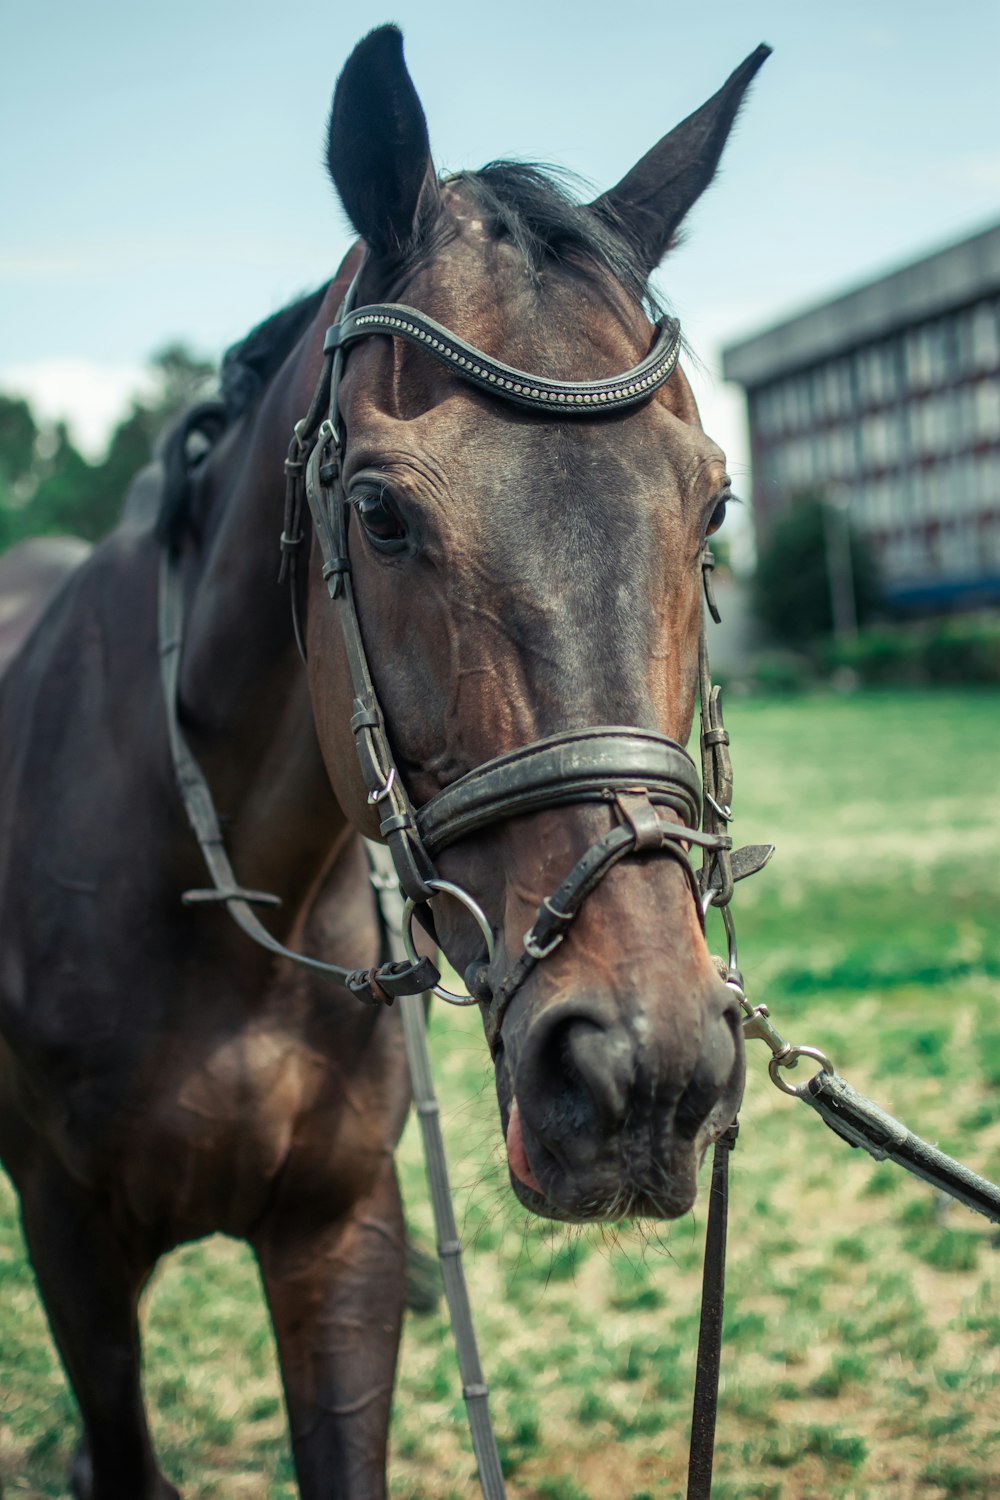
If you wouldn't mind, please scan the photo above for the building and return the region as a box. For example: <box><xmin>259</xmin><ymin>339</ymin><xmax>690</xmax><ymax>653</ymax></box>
<box><xmin>722</xmin><ymin>221</ymin><xmax>1000</xmax><ymax>612</ymax></box>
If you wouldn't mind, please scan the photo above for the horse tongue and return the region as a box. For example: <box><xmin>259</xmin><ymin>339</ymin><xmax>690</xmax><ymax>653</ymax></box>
<box><xmin>506</xmin><ymin>1099</ymin><xmax>543</xmax><ymax>1193</ymax></box>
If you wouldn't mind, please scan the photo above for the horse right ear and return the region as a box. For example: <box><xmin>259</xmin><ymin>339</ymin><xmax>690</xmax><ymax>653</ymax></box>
<box><xmin>590</xmin><ymin>45</ymin><xmax>771</xmax><ymax>275</ymax></box>
<box><xmin>326</xmin><ymin>26</ymin><xmax>440</xmax><ymax>260</ymax></box>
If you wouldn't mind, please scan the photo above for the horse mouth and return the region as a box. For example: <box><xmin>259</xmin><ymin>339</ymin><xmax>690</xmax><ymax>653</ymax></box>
<box><xmin>497</xmin><ymin>1079</ymin><xmax>707</xmax><ymax>1225</ymax></box>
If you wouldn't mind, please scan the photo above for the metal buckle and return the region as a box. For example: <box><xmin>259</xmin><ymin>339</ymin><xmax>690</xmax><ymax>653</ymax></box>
<box><xmin>523</xmin><ymin>898</ymin><xmax>574</xmax><ymax>961</ymax></box>
<box><xmin>768</xmin><ymin>1045</ymin><xmax>836</xmax><ymax>1097</ymax></box>
<box><xmin>705</xmin><ymin>793</ymin><xmax>733</xmax><ymax>823</ymax></box>
<box><xmin>523</xmin><ymin>927</ymin><xmax>563</xmax><ymax>961</ymax></box>
<box><xmin>367</xmin><ymin>766</ymin><xmax>396</xmax><ymax>805</ymax></box>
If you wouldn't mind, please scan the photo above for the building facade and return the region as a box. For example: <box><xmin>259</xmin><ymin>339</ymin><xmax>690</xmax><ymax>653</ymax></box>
<box><xmin>722</xmin><ymin>221</ymin><xmax>1000</xmax><ymax>611</ymax></box>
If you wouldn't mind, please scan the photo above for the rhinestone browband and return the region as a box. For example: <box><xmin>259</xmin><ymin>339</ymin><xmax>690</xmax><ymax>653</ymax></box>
<box><xmin>324</xmin><ymin>303</ymin><xmax>681</xmax><ymax>415</ymax></box>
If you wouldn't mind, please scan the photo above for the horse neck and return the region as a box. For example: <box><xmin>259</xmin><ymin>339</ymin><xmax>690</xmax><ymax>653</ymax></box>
<box><xmin>175</xmin><ymin>290</ymin><xmax>348</xmax><ymax>895</ymax></box>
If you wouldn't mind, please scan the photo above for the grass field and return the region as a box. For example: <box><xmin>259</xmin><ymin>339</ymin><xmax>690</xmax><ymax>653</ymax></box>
<box><xmin>2</xmin><ymin>689</ymin><xmax>999</xmax><ymax>1499</ymax></box>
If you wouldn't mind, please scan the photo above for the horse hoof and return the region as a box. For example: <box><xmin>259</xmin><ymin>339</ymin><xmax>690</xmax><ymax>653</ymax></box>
<box><xmin>70</xmin><ymin>1443</ymin><xmax>92</xmax><ymax>1500</ymax></box>
<box><xmin>70</xmin><ymin>1442</ymin><xmax>180</xmax><ymax>1500</ymax></box>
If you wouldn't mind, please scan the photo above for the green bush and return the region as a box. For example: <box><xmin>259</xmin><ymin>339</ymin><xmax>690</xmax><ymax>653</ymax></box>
<box><xmin>825</xmin><ymin>615</ymin><xmax>1000</xmax><ymax>685</ymax></box>
<box><xmin>749</xmin><ymin>649</ymin><xmax>815</xmax><ymax>694</ymax></box>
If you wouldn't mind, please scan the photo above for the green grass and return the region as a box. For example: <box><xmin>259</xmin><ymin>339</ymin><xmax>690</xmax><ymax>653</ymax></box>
<box><xmin>2</xmin><ymin>688</ymin><xmax>1000</xmax><ymax>1498</ymax></box>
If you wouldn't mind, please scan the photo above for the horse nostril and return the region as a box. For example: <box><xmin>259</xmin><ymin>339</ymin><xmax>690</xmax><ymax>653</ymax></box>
<box><xmin>675</xmin><ymin>1001</ymin><xmax>740</xmax><ymax>1138</ymax></box>
<box><xmin>518</xmin><ymin>1011</ymin><xmax>633</xmax><ymax>1164</ymax></box>
<box><xmin>560</xmin><ymin>1019</ymin><xmax>632</xmax><ymax>1130</ymax></box>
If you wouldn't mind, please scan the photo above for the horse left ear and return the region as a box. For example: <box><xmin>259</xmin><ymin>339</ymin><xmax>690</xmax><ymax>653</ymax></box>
<box><xmin>326</xmin><ymin>25</ymin><xmax>440</xmax><ymax>259</ymax></box>
<box><xmin>591</xmin><ymin>45</ymin><xmax>771</xmax><ymax>274</ymax></box>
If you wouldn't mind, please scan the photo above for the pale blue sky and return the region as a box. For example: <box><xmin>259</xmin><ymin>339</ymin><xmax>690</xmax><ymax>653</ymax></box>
<box><xmin>3</xmin><ymin>0</ymin><xmax>999</xmax><ymax>511</ymax></box>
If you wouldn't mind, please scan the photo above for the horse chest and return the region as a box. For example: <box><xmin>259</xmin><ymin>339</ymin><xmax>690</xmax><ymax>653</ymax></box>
<box><xmin>124</xmin><ymin>1023</ymin><xmax>350</xmax><ymax>1236</ymax></box>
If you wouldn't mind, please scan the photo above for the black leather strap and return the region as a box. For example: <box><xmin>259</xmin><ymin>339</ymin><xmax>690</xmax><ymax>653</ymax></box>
<box><xmin>325</xmin><ymin>304</ymin><xmax>682</xmax><ymax>415</ymax></box>
<box><xmin>347</xmin><ymin>955</ymin><xmax>440</xmax><ymax>1007</ymax></box>
<box><xmin>483</xmin><ymin>792</ymin><xmax>720</xmax><ymax>1052</ymax></box>
<box><xmin>158</xmin><ymin>547</ymin><xmax>439</xmax><ymax>999</ymax></box>
<box><xmin>686</xmin><ymin>1124</ymin><xmax>737</xmax><ymax>1500</ymax></box>
<box><xmin>302</xmin><ymin>436</ymin><xmax>437</xmax><ymax>902</ymax></box>
<box><xmin>804</xmin><ymin>1072</ymin><xmax>1000</xmax><ymax>1223</ymax></box>
<box><xmin>418</xmin><ymin>728</ymin><xmax>702</xmax><ymax>856</ymax></box>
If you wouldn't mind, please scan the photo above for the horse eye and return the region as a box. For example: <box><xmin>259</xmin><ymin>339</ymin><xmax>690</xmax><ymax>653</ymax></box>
<box><xmin>706</xmin><ymin>498</ymin><xmax>728</xmax><ymax>536</ymax></box>
<box><xmin>354</xmin><ymin>492</ymin><xmax>407</xmax><ymax>548</ymax></box>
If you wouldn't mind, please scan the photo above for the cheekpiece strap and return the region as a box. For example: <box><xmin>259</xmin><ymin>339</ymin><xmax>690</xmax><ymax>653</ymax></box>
<box><xmin>302</xmin><ymin>396</ymin><xmax>436</xmax><ymax>904</ymax></box>
<box><xmin>325</xmin><ymin>304</ymin><xmax>681</xmax><ymax>416</ymax></box>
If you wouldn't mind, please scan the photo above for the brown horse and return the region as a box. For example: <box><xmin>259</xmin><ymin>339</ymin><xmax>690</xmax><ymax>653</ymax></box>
<box><xmin>0</xmin><ymin>26</ymin><xmax>767</xmax><ymax>1500</ymax></box>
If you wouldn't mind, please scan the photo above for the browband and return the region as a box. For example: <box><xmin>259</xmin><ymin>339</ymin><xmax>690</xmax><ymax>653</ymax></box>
<box><xmin>324</xmin><ymin>303</ymin><xmax>682</xmax><ymax>414</ymax></box>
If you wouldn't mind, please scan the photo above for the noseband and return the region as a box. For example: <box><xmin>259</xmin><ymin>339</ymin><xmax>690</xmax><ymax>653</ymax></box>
<box><xmin>163</xmin><ymin>262</ymin><xmax>766</xmax><ymax>1053</ymax></box>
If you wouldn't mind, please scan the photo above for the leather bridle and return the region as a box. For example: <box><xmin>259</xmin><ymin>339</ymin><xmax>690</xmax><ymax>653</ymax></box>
<box><xmin>162</xmin><ymin>261</ymin><xmax>769</xmax><ymax>1054</ymax></box>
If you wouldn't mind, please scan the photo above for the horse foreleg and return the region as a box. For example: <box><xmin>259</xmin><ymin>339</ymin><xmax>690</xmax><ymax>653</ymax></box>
<box><xmin>16</xmin><ymin>1153</ymin><xmax>177</xmax><ymax>1500</ymax></box>
<box><xmin>253</xmin><ymin>1159</ymin><xmax>406</xmax><ymax>1500</ymax></box>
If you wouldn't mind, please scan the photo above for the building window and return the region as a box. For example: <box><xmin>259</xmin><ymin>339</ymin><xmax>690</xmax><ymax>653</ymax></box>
<box><xmin>957</xmin><ymin>384</ymin><xmax>977</xmax><ymax>447</ymax></box>
<box><xmin>906</xmin><ymin>327</ymin><xmax>933</xmax><ymax>390</ymax></box>
<box><xmin>972</xmin><ymin>301</ymin><xmax>1000</xmax><ymax>372</ymax></box>
<box><xmin>974</xmin><ymin>382</ymin><xmax>1000</xmax><ymax>441</ymax></box>
<box><xmin>955</xmin><ymin>310</ymin><xmax>975</xmax><ymax>376</ymax></box>
<box><xmin>979</xmin><ymin>514</ymin><xmax>1000</xmax><ymax>568</ymax></box>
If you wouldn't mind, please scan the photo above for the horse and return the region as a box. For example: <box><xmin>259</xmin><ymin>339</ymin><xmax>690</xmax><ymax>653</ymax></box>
<box><xmin>0</xmin><ymin>25</ymin><xmax>768</xmax><ymax>1500</ymax></box>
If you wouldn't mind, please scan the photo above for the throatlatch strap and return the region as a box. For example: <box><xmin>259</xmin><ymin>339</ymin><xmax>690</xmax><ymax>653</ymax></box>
<box><xmin>158</xmin><ymin>549</ymin><xmax>438</xmax><ymax>999</ymax></box>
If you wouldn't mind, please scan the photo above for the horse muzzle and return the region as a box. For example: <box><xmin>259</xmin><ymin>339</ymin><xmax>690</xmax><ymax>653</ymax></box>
<box><xmin>491</xmin><ymin>936</ymin><xmax>745</xmax><ymax>1223</ymax></box>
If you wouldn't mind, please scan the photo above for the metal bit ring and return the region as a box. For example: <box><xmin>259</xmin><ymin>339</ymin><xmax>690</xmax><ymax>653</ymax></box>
<box><xmin>402</xmin><ymin>879</ymin><xmax>495</xmax><ymax>1006</ymax></box>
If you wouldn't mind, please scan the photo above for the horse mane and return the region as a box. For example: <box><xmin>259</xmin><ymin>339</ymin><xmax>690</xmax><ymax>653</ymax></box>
<box><xmin>438</xmin><ymin>161</ymin><xmax>658</xmax><ymax>313</ymax></box>
<box><xmin>154</xmin><ymin>284</ymin><xmax>330</xmax><ymax>550</ymax></box>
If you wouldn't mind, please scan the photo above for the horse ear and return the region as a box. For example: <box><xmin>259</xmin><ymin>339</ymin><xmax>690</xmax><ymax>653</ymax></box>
<box><xmin>326</xmin><ymin>26</ymin><xmax>440</xmax><ymax>259</ymax></box>
<box><xmin>591</xmin><ymin>45</ymin><xmax>771</xmax><ymax>274</ymax></box>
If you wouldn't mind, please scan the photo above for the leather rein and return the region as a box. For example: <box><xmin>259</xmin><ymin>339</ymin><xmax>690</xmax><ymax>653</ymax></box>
<box><xmin>161</xmin><ymin>264</ymin><xmax>772</xmax><ymax>1051</ymax></box>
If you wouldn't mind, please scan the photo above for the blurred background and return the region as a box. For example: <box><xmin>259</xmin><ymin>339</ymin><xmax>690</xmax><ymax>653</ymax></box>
<box><xmin>3</xmin><ymin>1</ymin><xmax>1000</xmax><ymax>685</ymax></box>
<box><xmin>1</xmin><ymin>4</ymin><xmax>998</xmax><ymax>1498</ymax></box>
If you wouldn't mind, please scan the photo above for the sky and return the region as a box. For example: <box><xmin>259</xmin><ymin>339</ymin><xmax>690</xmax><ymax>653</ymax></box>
<box><xmin>3</xmin><ymin>0</ymin><xmax>999</xmax><ymax>560</ymax></box>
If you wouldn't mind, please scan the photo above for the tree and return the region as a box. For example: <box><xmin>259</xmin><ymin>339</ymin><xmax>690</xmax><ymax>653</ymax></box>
<box><xmin>752</xmin><ymin>493</ymin><xmax>881</xmax><ymax>644</ymax></box>
<box><xmin>0</xmin><ymin>395</ymin><xmax>38</xmax><ymax>495</ymax></box>
<box><xmin>0</xmin><ymin>344</ymin><xmax>215</xmax><ymax>549</ymax></box>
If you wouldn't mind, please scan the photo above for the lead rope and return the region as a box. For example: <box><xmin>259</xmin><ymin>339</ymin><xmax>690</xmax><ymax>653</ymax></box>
<box><xmin>686</xmin><ymin>1123</ymin><xmax>737</xmax><ymax>1500</ymax></box>
<box><xmin>685</xmin><ymin>549</ymin><xmax>1000</xmax><ymax>1500</ymax></box>
<box><xmin>367</xmin><ymin>842</ymin><xmax>508</xmax><ymax>1500</ymax></box>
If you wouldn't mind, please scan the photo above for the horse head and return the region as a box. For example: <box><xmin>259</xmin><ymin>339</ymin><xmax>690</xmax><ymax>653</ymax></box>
<box><xmin>307</xmin><ymin>26</ymin><xmax>768</xmax><ymax>1224</ymax></box>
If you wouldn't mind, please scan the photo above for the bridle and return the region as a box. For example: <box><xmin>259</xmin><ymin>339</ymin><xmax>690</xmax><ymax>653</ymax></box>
<box><xmin>161</xmin><ymin>259</ymin><xmax>770</xmax><ymax>1055</ymax></box>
